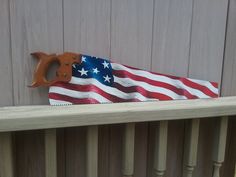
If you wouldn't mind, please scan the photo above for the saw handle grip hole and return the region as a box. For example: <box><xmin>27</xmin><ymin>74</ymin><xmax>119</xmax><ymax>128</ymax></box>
<box><xmin>46</xmin><ymin>60</ymin><xmax>60</xmax><ymax>82</ymax></box>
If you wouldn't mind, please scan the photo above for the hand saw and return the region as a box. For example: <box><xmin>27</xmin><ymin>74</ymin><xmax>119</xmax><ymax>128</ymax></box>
<box><xmin>30</xmin><ymin>52</ymin><xmax>219</xmax><ymax>105</ymax></box>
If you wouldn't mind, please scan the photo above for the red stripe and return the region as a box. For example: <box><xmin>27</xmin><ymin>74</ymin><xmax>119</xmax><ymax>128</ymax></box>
<box><xmin>53</xmin><ymin>82</ymin><xmax>175</xmax><ymax>101</ymax></box>
<box><xmin>112</xmin><ymin>70</ymin><xmax>218</xmax><ymax>98</ymax></box>
<box><xmin>113</xmin><ymin>82</ymin><xmax>177</xmax><ymax>100</ymax></box>
<box><xmin>113</xmin><ymin>70</ymin><xmax>199</xmax><ymax>98</ymax></box>
<box><xmin>210</xmin><ymin>82</ymin><xmax>218</xmax><ymax>88</ymax></box>
<box><xmin>179</xmin><ymin>78</ymin><xmax>218</xmax><ymax>98</ymax></box>
<box><xmin>50</xmin><ymin>82</ymin><xmax>141</xmax><ymax>103</ymax></box>
<box><xmin>49</xmin><ymin>93</ymin><xmax>100</xmax><ymax>104</ymax></box>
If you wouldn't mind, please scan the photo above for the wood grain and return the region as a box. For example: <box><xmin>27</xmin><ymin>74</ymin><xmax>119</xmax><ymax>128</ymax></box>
<box><xmin>153</xmin><ymin>121</ymin><xmax>168</xmax><ymax>177</ymax></box>
<box><xmin>111</xmin><ymin>0</ymin><xmax>153</xmax><ymax>69</ymax></box>
<box><xmin>151</xmin><ymin>0</ymin><xmax>193</xmax><ymax>175</ymax></box>
<box><xmin>9</xmin><ymin>1</ymin><xmax>63</xmax><ymax>177</ymax></box>
<box><xmin>10</xmin><ymin>0</ymin><xmax>63</xmax><ymax>105</ymax></box>
<box><xmin>183</xmin><ymin>119</ymin><xmax>200</xmax><ymax>177</ymax></box>
<box><xmin>64</xmin><ymin>0</ymin><xmax>110</xmax><ymax>58</ymax></box>
<box><xmin>220</xmin><ymin>0</ymin><xmax>236</xmax><ymax>176</ymax></box>
<box><xmin>165</xmin><ymin>120</ymin><xmax>185</xmax><ymax>177</ymax></box>
<box><xmin>188</xmin><ymin>1</ymin><xmax>228</xmax><ymax>177</ymax></box>
<box><xmin>109</xmin><ymin>124</ymin><xmax>123</xmax><ymax>177</ymax></box>
<box><xmin>65</xmin><ymin>127</ymin><xmax>86</xmax><ymax>177</ymax></box>
<box><xmin>122</xmin><ymin>123</ymin><xmax>135</xmax><ymax>177</ymax></box>
<box><xmin>57</xmin><ymin>129</ymin><xmax>65</xmax><ymax>177</ymax></box>
<box><xmin>221</xmin><ymin>117</ymin><xmax>236</xmax><ymax>177</ymax></box>
<box><xmin>0</xmin><ymin>0</ymin><xmax>13</xmax><ymax>106</ymax></box>
<box><xmin>212</xmin><ymin>117</ymin><xmax>228</xmax><ymax>177</ymax></box>
<box><xmin>133</xmin><ymin>123</ymin><xmax>148</xmax><ymax>177</ymax></box>
<box><xmin>98</xmin><ymin>125</ymin><xmax>110</xmax><ymax>177</ymax></box>
<box><xmin>151</xmin><ymin>0</ymin><xmax>193</xmax><ymax>76</ymax></box>
<box><xmin>0</xmin><ymin>132</ymin><xmax>14</xmax><ymax>177</ymax></box>
<box><xmin>45</xmin><ymin>129</ymin><xmax>57</xmax><ymax>177</ymax></box>
<box><xmin>15</xmin><ymin>130</ymin><xmax>45</xmax><ymax>177</ymax></box>
<box><xmin>111</xmin><ymin>1</ymin><xmax>153</xmax><ymax>175</ymax></box>
<box><xmin>86</xmin><ymin>126</ymin><xmax>98</xmax><ymax>177</ymax></box>
<box><xmin>193</xmin><ymin>119</ymin><xmax>215</xmax><ymax>177</ymax></box>
<box><xmin>221</xmin><ymin>0</ymin><xmax>236</xmax><ymax>96</ymax></box>
<box><xmin>0</xmin><ymin>97</ymin><xmax>236</xmax><ymax>132</ymax></box>
<box><xmin>188</xmin><ymin>0</ymin><xmax>228</xmax><ymax>83</ymax></box>
<box><xmin>63</xmin><ymin>1</ymin><xmax>110</xmax><ymax>176</ymax></box>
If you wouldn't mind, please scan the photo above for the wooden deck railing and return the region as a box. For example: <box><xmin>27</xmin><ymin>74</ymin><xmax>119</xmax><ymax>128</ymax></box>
<box><xmin>0</xmin><ymin>96</ymin><xmax>236</xmax><ymax>177</ymax></box>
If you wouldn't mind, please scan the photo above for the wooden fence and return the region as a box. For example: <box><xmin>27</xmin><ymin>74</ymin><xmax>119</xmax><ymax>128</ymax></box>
<box><xmin>1</xmin><ymin>0</ymin><xmax>236</xmax><ymax>176</ymax></box>
<box><xmin>0</xmin><ymin>96</ymin><xmax>235</xmax><ymax>177</ymax></box>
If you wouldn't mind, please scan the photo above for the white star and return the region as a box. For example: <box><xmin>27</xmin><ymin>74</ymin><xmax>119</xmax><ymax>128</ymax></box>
<box><xmin>103</xmin><ymin>75</ymin><xmax>111</xmax><ymax>83</ymax></box>
<box><xmin>102</xmin><ymin>61</ymin><xmax>109</xmax><ymax>69</ymax></box>
<box><xmin>92</xmin><ymin>68</ymin><xmax>100</xmax><ymax>74</ymax></box>
<box><xmin>78</xmin><ymin>68</ymin><xmax>88</xmax><ymax>76</ymax></box>
<box><xmin>82</xmin><ymin>56</ymin><xmax>86</xmax><ymax>63</ymax></box>
<box><xmin>72</xmin><ymin>64</ymin><xmax>76</xmax><ymax>68</ymax></box>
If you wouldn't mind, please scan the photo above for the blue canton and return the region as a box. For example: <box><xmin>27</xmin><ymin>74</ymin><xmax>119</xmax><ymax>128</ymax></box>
<box><xmin>72</xmin><ymin>55</ymin><xmax>114</xmax><ymax>86</ymax></box>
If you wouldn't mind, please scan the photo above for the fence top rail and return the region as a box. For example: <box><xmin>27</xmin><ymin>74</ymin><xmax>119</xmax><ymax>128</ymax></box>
<box><xmin>0</xmin><ymin>96</ymin><xmax>236</xmax><ymax>132</ymax></box>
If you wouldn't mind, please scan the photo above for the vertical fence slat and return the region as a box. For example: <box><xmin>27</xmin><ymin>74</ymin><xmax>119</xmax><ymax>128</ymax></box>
<box><xmin>45</xmin><ymin>129</ymin><xmax>57</xmax><ymax>177</ymax></box>
<box><xmin>234</xmin><ymin>163</ymin><xmax>236</xmax><ymax>177</ymax></box>
<box><xmin>153</xmin><ymin>121</ymin><xmax>168</xmax><ymax>177</ymax></box>
<box><xmin>212</xmin><ymin>116</ymin><xmax>228</xmax><ymax>177</ymax></box>
<box><xmin>122</xmin><ymin>123</ymin><xmax>135</xmax><ymax>177</ymax></box>
<box><xmin>0</xmin><ymin>132</ymin><xmax>14</xmax><ymax>177</ymax></box>
<box><xmin>87</xmin><ymin>125</ymin><xmax>98</xmax><ymax>177</ymax></box>
<box><xmin>183</xmin><ymin>119</ymin><xmax>200</xmax><ymax>177</ymax></box>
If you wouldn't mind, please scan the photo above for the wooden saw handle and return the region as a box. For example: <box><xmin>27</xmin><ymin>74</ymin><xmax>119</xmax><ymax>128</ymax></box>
<box><xmin>30</xmin><ymin>52</ymin><xmax>81</xmax><ymax>87</ymax></box>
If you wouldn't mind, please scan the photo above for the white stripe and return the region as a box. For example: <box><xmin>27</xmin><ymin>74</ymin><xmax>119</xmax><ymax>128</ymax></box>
<box><xmin>49</xmin><ymin>99</ymin><xmax>73</xmax><ymax>105</ymax></box>
<box><xmin>188</xmin><ymin>78</ymin><xmax>218</xmax><ymax>94</ymax></box>
<box><xmin>49</xmin><ymin>86</ymin><xmax>111</xmax><ymax>103</ymax></box>
<box><xmin>111</xmin><ymin>63</ymin><xmax>212</xmax><ymax>98</ymax></box>
<box><xmin>69</xmin><ymin>77</ymin><xmax>158</xmax><ymax>101</ymax></box>
<box><xmin>114</xmin><ymin>76</ymin><xmax>187</xmax><ymax>99</ymax></box>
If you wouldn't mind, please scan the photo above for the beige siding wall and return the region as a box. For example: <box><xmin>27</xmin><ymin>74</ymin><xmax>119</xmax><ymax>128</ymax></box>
<box><xmin>0</xmin><ymin>0</ymin><xmax>235</xmax><ymax>177</ymax></box>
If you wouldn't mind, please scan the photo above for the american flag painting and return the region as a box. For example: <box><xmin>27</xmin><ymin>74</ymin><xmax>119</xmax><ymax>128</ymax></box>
<box><xmin>48</xmin><ymin>55</ymin><xmax>218</xmax><ymax>105</ymax></box>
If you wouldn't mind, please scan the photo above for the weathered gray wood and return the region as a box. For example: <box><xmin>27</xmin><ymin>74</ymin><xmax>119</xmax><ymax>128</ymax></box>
<box><xmin>65</xmin><ymin>127</ymin><xmax>86</xmax><ymax>177</ymax></box>
<box><xmin>153</xmin><ymin>121</ymin><xmax>168</xmax><ymax>177</ymax></box>
<box><xmin>221</xmin><ymin>0</ymin><xmax>236</xmax><ymax>97</ymax></box>
<box><xmin>151</xmin><ymin>1</ymin><xmax>193</xmax><ymax>176</ymax></box>
<box><xmin>235</xmin><ymin>164</ymin><xmax>236</xmax><ymax>177</ymax></box>
<box><xmin>133</xmin><ymin>123</ymin><xmax>148</xmax><ymax>177</ymax></box>
<box><xmin>183</xmin><ymin>119</ymin><xmax>200</xmax><ymax>177</ymax></box>
<box><xmin>63</xmin><ymin>1</ymin><xmax>110</xmax><ymax>177</ymax></box>
<box><xmin>98</xmin><ymin>125</ymin><xmax>110</xmax><ymax>177</ymax></box>
<box><xmin>0</xmin><ymin>0</ymin><xmax>13</xmax><ymax>106</ymax></box>
<box><xmin>0</xmin><ymin>97</ymin><xmax>236</xmax><ymax>132</ymax></box>
<box><xmin>152</xmin><ymin>0</ymin><xmax>193</xmax><ymax>76</ymax></box>
<box><xmin>165</xmin><ymin>120</ymin><xmax>185</xmax><ymax>177</ymax></box>
<box><xmin>64</xmin><ymin>0</ymin><xmax>110</xmax><ymax>58</ymax></box>
<box><xmin>9</xmin><ymin>1</ymin><xmax>63</xmax><ymax>177</ymax></box>
<box><xmin>57</xmin><ymin>129</ymin><xmax>65</xmax><ymax>177</ymax></box>
<box><xmin>212</xmin><ymin>117</ymin><xmax>228</xmax><ymax>177</ymax></box>
<box><xmin>111</xmin><ymin>1</ymin><xmax>153</xmax><ymax>176</ymax></box>
<box><xmin>45</xmin><ymin>129</ymin><xmax>57</xmax><ymax>177</ymax></box>
<box><xmin>86</xmin><ymin>126</ymin><xmax>98</xmax><ymax>177</ymax></box>
<box><xmin>220</xmin><ymin>0</ymin><xmax>236</xmax><ymax>176</ymax></box>
<box><xmin>109</xmin><ymin>125</ymin><xmax>123</xmax><ymax>177</ymax></box>
<box><xmin>188</xmin><ymin>0</ymin><xmax>228</xmax><ymax>83</ymax></box>
<box><xmin>10</xmin><ymin>0</ymin><xmax>63</xmax><ymax>105</ymax></box>
<box><xmin>122</xmin><ymin>123</ymin><xmax>135</xmax><ymax>177</ymax></box>
<box><xmin>220</xmin><ymin>118</ymin><xmax>236</xmax><ymax>177</ymax></box>
<box><xmin>0</xmin><ymin>132</ymin><xmax>14</xmax><ymax>177</ymax></box>
<box><xmin>188</xmin><ymin>1</ymin><xmax>228</xmax><ymax>177</ymax></box>
<box><xmin>15</xmin><ymin>130</ymin><xmax>45</xmax><ymax>177</ymax></box>
<box><xmin>111</xmin><ymin>0</ymin><xmax>153</xmax><ymax>69</ymax></box>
